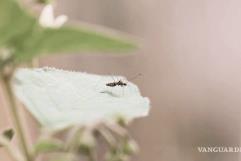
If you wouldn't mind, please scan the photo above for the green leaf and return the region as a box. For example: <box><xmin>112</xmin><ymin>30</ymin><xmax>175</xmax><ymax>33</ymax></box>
<box><xmin>36</xmin><ymin>0</ymin><xmax>51</xmax><ymax>4</ymax></box>
<box><xmin>0</xmin><ymin>0</ymin><xmax>137</xmax><ymax>65</ymax></box>
<box><xmin>2</xmin><ymin>128</ymin><xmax>14</xmax><ymax>141</ymax></box>
<box><xmin>0</xmin><ymin>0</ymin><xmax>35</xmax><ymax>47</ymax></box>
<box><xmin>0</xmin><ymin>128</ymin><xmax>15</xmax><ymax>147</ymax></box>
<box><xmin>34</xmin><ymin>139</ymin><xmax>64</xmax><ymax>154</ymax></box>
<box><xmin>122</xmin><ymin>139</ymin><xmax>138</xmax><ymax>155</ymax></box>
<box><xmin>15</xmin><ymin>26</ymin><xmax>137</xmax><ymax>62</ymax></box>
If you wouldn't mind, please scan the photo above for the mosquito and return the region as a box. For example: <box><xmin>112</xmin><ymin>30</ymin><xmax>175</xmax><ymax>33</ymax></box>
<box><xmin>99</xmin><ymin>73</ymin><xmax>142</xmax><ymax>97</ymax></box>
<box><xmin>106</xmin><ymin>80</ymin><xmax>127</xmax><ymax>87</ymax></box>
<box><xmin>105</xmin><ymin>73</ymin><xmax>141</xmax><ymax>87</ymax></box>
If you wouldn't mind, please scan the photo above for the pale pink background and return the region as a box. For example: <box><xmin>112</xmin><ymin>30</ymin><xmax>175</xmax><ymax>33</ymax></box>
<box><xmin>1</xmin><ymin>0</ymin><xmax>241</xmax><ymax>161</ymax></box>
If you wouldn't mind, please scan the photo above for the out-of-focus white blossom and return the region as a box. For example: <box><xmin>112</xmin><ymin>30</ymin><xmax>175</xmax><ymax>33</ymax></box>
<box><xmin>39</xmin><ymin>4</ymin><xmax>67</xmax><ymax>28</ymax></box>
<box><xmin>0</xmin><ymin>48</ymin><xmax>12</xmax><ymax>61</ymax></box>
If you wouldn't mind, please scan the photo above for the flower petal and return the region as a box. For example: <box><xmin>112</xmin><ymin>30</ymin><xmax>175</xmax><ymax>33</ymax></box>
<box><xmin>54</xmin><ymin>15</ymin><xmax>68</xmax><ymax>28</ymax></box>
<box><xmin>39</xmin><ymin>4</ymin><xmax>55</xmax><ymax>27</ymax></box>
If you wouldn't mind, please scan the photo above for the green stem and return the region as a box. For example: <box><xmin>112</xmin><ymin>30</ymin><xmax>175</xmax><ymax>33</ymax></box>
<box><xmin>0</xmin><ymin>136</ymin><xmax>24</xmax><ymax>161</ymax></box>
<box><xmin>1</xmin><ymin>74</ymin><xmax>32</xmax><ymax>161</ymax></box>
<box><xmin>98</xmin><ymin>127</ymin><xmax>116</xmax><ymax>148</ymax></box>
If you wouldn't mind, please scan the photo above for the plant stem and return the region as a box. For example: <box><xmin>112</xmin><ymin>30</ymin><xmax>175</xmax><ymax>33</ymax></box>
<box><xmin>89</xmin><ymin>152</ymin><xmax>97</xmax><ymax>161</ymax></box>
<box><xmin>1</xmin><ymin>74</ymin><xmax>32</xmax><ymax>161</ymax></box>
<box><xmin>98</xmin><ymin>127</ymin><xmax>116</xmax><ymax>148</ymax></box>
<box><xmin>0</xmin><ymin>136</ymin><xmax>25</xmax><ymax>161</ymax></box>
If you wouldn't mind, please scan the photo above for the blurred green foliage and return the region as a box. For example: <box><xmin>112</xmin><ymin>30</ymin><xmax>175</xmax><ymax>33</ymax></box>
<box><xmin>0</xmin><ymin>0</ymin><xmax>137</xmax><ymax>67</ymax></box>
<box><xmin>2</xmin><ymin>128</ymin><xmax>14</xmax><ymax>141</ymax></box>
<box><xmin>36</xmin><ymin>0</ymin><xmax>51</xmax><ymax>4</ymax></box>
<box><xmin>34</xmin><ymin>139</ymin><xmax>64</xmax><ymax>154</ymax></box>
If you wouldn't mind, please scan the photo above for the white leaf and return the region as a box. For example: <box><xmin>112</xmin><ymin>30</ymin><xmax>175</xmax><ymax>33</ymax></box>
<box><xmin>13</xmin><ymin>68</ymin><xmax>150</xmax><ymax>130</ymax></box>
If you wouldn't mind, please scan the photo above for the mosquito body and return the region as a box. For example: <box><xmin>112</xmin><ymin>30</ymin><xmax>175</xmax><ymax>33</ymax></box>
<box><xmin>102</xmin><ymin>79</ymin><xmax>127</xmax><ymax>97</ymax></box>
<box><xmin>105</xmin><ymin>73</ymin><xmax>141</xmax><ymax>88</ymax></box>
<box><xmin>106</xmin><ymin>80</ymin><xmax>127</xmax><ymax>87</ymax></box>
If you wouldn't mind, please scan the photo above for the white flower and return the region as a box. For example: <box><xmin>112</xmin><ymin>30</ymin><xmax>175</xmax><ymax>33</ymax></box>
<box><xmin>13</xmin><ymin>67</ymin><xmax>150</xmax><ymax>130</ymax></box>
<box><xmin>39</xmin><ymin>4</ymin><xmax>68</xmax><ymax>28</ymax></box>
<box><xmin>0</xmin><ymin>48</ymin><xmax>12</xmax><ymax>61</ymax></box>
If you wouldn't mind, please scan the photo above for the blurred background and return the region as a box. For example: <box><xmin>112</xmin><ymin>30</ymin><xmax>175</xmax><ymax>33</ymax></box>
<box><xmin>1</xmin><ymin>0</ymin><xmax>241</xmax><ymax>161</ymax></box>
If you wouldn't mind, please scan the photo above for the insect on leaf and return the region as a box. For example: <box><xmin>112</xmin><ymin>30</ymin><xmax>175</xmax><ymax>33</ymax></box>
<box><xmin>13</xmin><ymin>67</ymin><xmax>150</xmax><ymax>130</ymax></box>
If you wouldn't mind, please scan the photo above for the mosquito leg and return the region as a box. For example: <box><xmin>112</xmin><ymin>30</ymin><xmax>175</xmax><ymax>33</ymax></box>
<box><xmin>122</xmin><ymin>85</ymin><xmax>124</xmax><ymax>96</ymax></box>
<box><xmin>110</xmin><ymin>74</ymin><xmax>116</xmax><ymax>95</ymax></box>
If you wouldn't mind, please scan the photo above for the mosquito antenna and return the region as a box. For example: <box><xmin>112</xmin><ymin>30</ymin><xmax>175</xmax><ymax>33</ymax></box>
<box><xmin>128</xmin><ymin>73</ymin><xmax>142</xmax><ymax>81</ymax></box>
<box><xmin>108</xmin><ymin>73</ymin><xmax>116</xmax><ymax>82</ymax></box>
